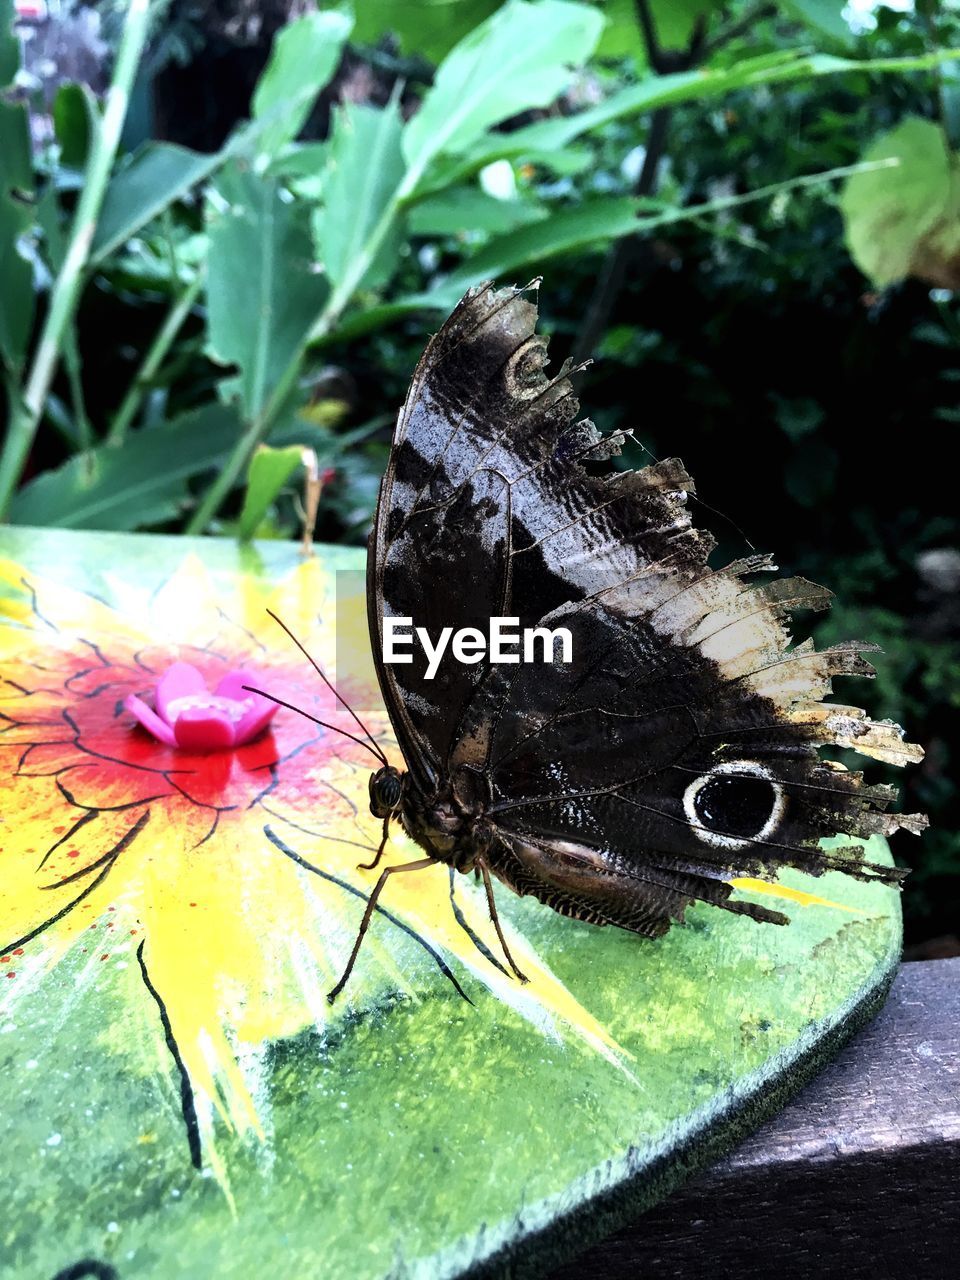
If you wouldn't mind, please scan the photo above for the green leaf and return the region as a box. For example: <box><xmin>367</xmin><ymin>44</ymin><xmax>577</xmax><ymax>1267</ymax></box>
<box><xmin>312</xmin><ymin>297</ymin><xmax>441</xmax><ymax>344</ymax></box>
<box><xmin>402</xmin><ymin>0</ymin><xmax>605</xmax><ymax>180</ymax></box>
<box><xmin>781</xmin><ymin>0</ymin><xmax>853</xmax><ymax>44</ymax></box>
<box><xmin>412</xmin><ymin>46</ymin><xmax>960</xmax><ymax>195</ymax></box>
<box><xmin>430</xmin><ymin>157</ymin><xmax>866</xmax><ymax>300</ymax></box>
<box><xmin>314</xmin><ymin>102</ymin><xmax>406</xmax><ymax>291</ymax></box>
<box><xmin>53</xmin><ymin>82</ymin><xmax>101</xmax><ymax>168</ymax></box>
<box><xmin>269</xmin><ymin>141</ymin><xmax>329</xmax><ymax>195</ymax></box>
<box><xmin>596</xmin><ymin>0</ymin><xmax>642</xmax><ymax>61</ymax></box>
<box><xmin>251</xmin><ymin>9</ymin><xmax>353</xmax><ymax>160</ymax></box>
<box><xmin>594</xmin><ymin>0</ymin><xmax>715</xmax><ymax>63</ymax></box>
<box><xmin>785</xmin><ymin>438</ymin><xmax>839</xmax><ymax>507</ymax></box>
<box><xmin>0</xmin><ymin>0</ymin><xmax>16</xmax><ymax>86</ymax></box>
<box><xmin>771</xmin><ymin>394</ymin><xmax>824</xmax><ymax>441</ymax></box>
<box><xmin>440</xmin><ymin>197</ymin><xmax>643</xmax><ymax>296</ymax></box>
<box><xmin>409</xmin><ymin>187</ymin><xmax>549</xmax><ymax>236</ymax></box>
<box><xmin>91</xmin><ymin>143</ymin><xmax>222</xmax><ymax>263</ymax></box>
<box><xmin>8</xmin><ymin>404</ymin><xmax>244</xmax><ymax>530</ymax></box>
<box><xmin>840</xmin><ymin>117</ymin><xmax>960</xmax><ymax>288</ymax></box>
<box><xmin>238</xmin><ymin>444</ymin><xmax>304</xmax><ymax>541</ymax></box>
<box><xmin>353</xmin><ymin>0</ymin><xmax>501</xmax><ymax>62</ymax></box>
<box><xmin>90</xmin><ymin>74</ymin><xmax>353</xmax><ymax>266</ymax></box>
<box><xmin>206</xmin><ymin>165</ymin><xmax>328</xmax><ymax>422</ymax></box>
<box><xmin>0</xmin><ymin>5</ymin><xmax>34</xmax><ymax>376</ymax></box>
<box><xmin>651</xmin><ymin>0</ymin><xmax>713</xmax><ymax>50</ymax></box>
<box><xmin>422</xmin><ymin>145</ymin><xmax>594</xmax><ymax>196</ymax></box>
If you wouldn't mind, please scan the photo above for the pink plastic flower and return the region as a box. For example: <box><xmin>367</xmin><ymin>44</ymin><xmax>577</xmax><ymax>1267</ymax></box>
<box><xmin>124</xmin><ymin>661</ymin><xmax>278</xmax><ymax>753</ymax></box>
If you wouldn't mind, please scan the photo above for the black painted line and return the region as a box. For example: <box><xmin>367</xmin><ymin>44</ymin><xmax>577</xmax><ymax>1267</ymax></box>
<box><xmin>263</xmin><ymin>824</ymin><xmax>472</xmax><ymax>1005</ymax></box>
<box><xmin>135</xmin><ymin>939</ymin><xmax>203</xmax><ymax>1171</ymax></box>
<box><xmin>0</xmin><ymin>813</ymin><xmax>147</xmax><ymax>955</ymax></box>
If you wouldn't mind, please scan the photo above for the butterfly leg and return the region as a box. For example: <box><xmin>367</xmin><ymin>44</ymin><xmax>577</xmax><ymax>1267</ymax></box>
<box><xmin>478</xmin><ymin>860</ymin><xmax>528</xmax><ymax>984</ymax></box>
<box><xmin>357</xmin><ymin>814</ymin><xmax>392</xmax><ymax>871</ymax></box>
<box><xmin>327</xmin><ymin>855</ymin><xmax>436</xmax><ymax>1003</ymax></box>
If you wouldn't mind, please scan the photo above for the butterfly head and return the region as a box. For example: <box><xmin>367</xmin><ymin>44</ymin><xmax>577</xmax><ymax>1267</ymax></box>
<box><xmin>369</xmin><ymin>765</ymin><xmax>405</xmax><ymax>819</ymax></box>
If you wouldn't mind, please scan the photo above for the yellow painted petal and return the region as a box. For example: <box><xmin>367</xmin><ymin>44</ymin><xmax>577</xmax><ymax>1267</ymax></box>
<box><xmin>729</xmin><ymin>876</ymin><xmax>861</xmax><ymax>914</ymax></box>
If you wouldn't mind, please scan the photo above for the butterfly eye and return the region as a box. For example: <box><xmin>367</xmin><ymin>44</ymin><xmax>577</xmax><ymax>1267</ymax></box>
<box><xmin>683</xmin><ymin>762</ymin><xmax>786</xmax><ymax>851</ymax></box>
<box><xmin>369</xmin><ymin>767</ymin><xmax>403</xmax><ymax>818</ymax></box>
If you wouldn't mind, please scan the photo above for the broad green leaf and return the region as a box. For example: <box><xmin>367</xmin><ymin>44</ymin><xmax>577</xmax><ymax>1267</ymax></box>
<box><xmin>91</xmin><ymin>143</ymin><xmax>222</xmax><ymax>263</ymax></box>
<box><xmin>353</xmin><ymin>0</ymin><xmax>501</xmax><ymax>61</ymax></box>
<box><xmin>422</xmin><ymin>145</ymin><xmax>592</xmax><ymax>195</ymax></box>
<box><xmin>596</xmin><ymin>0</ymin><xmax>643</xmax><ymax>60</ymax></box>
<box><xmin>840</xmin><ymin>117</ymin><xmax>960</xmax><ymax>288</ymax></box>
<box><xmin>520</xmin><ymin>145</ymin><xmax>594</xmax><ymax>176</ymax></box>
<box><xmin>8</xmin><ymin>404</ymin><xmax>244</xmax><ymax>530</ymax></box>
<box><xmin>0</xmin><ymin>0</ymin><xmax>15</xmax><ymax>85</ymax></box>
<box><xmin>53</xmin><ymin>82</ymin><xmax>101</xmax><ymax>168</ymax></box>
<box><xmin>440</xmin><ymin>197</ymin><xmax>643</xmax><ymax>295</ymax></box>
<box><xmin>402</xmin><ymin>0</ymin><xmax>605</xmax><ymax>180</ymax></box>
<box><xmin>206</xmin><ymin>165</ymin><xmax>328</xmax><ymax>422</ymax></box>
<box><xmin>651</xmin><ymin>0</ymin><xmax>713</xmax><ymax>49</ymax></box>
<box><xmin>349</xmin><ymin>0</ymin><xmax>665</xmax><ymax>70</ymax></box>
<box><xmin>314</xmin><ymin>102</ymin><xmax>406</xmax><ymax>291</ymax></box>
<box><xmin>0</xmin><ymin>0</ymin><xmax>33</xmax><ymax>373</ymax></box>
<box><xmin>268</xmin><ymin>412</ymin><xmax>389</xmax><ymax>452</ymax></box>
<box><xmin>238</xmin><ymin>444</ymin><xmax>304</xmax><ymax>541</ymax></box>
<box><xmin>0</xmin><ymin>126</ymin><xmax>33</xmax><ymax>374</ymax></box>
<box><xmin>89</xmin><ymin>87</ymin><xmax>349</xmax><ymax>265</ymax></box>
<box><xmin>251</xmin><ymin>9</ymin><xmax>353</xmax><ymax>160</ymax></box>
<box><xmin>412</xmin><ymin>46</ymin><xmax>960</xmax><ymax>195</ymax></box>
<box><xmin>546</xmin><ymin>0</ymin><xmax>709</xmax><ymax>65</ymax></box>
<box><xmin>437</xmin><ymin>158</ymin><xmax>869</xmax><ymax>299</ymax></box>
<box><xmin>410</xmin><ymin>186</ymin><xmax>549</xmax><ymax>236</ymax></box>
<box><xmin>782</xmin><ymin>0</ymin><xmax>852</xmax><ymax>43</ymax></box>
<box><xmin>269</xmin><ymin>141</ymin><xmax>329</xmax><ymax>198</ymax></box>
<box><xmin>311</xmin><ymin>296</ymin><xmax>441</xmax><ymax>344</ymax></box>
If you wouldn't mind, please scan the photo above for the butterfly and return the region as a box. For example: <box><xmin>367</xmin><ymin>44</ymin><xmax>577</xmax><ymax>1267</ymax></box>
<box><xmin>303</xmin><ymin>281</ymin><xmax>927</xmax><ymax>1001</ymax></box>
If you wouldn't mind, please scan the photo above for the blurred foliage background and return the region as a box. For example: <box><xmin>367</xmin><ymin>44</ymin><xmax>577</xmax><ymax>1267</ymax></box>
<box><xmin>1</xmin><ymin>0</ymin><xmax>958</xmax><ymax>948</ymax></box>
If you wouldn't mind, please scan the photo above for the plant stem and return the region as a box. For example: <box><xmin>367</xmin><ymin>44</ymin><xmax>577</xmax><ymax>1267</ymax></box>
<box><xmin>0</xmin><ymin>0</ymin><xmax>153</xmax><ymax>521</ymax></box>
<box><xmin>108</xmin><ymin>269</ymin><xmax>205</xmax><ymax>446</ymax></box>
<box><xmin>63</xmin><ymin>328</ymin><xmax>93</xmax><ymax>455</ymax></box>
<box><xmin>631</xmin><ymin>157</ymin><xmax>897</xmax><ymax>234</ymax></box>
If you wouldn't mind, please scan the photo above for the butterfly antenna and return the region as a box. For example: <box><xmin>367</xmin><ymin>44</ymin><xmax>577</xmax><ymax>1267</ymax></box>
<box><xmin>634</xmin><ymin>437</ymin><xmax>757</xmax><ymax>553</ymax></box>
<box><xmin>265</xmin><ymin>608</ymin><xmax>388</xmax><ymax>767</ymax></box>
<box><xmin>242</xmin><ymin>686</ymin><xmax>387</xmax><ymax>767</ymax></box>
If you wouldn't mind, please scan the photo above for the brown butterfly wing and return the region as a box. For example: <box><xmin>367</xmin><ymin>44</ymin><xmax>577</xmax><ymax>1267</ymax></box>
<box><xmin>369</xmin><ymin>282</ymin><xmax>925</xmax><ymax>936</ymax></box>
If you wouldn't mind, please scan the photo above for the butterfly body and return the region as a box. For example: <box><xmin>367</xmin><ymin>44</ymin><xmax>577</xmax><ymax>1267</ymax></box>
<box><xmin>327</xmin><ymin>281</ymin><xmax>927</xmax><ymax>1000</ymax></box>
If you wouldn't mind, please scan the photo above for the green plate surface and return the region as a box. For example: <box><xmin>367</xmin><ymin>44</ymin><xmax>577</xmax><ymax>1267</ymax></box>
<box><xmin>0</xmin><ymin>528</ymin><xmax>901</xmax><ymax>1279</ymax></box>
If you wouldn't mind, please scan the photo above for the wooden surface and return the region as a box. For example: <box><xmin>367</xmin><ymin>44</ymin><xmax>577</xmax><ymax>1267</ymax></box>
<box><xmin>551</xmin><ymin>958</ymin><xmax>960</xmax><ymax>1280</ymax></box>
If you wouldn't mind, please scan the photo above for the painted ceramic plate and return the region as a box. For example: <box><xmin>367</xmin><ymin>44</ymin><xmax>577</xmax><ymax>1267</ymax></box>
<box><xmin>0</xmin><ymin>528</ymin><xmax>900</xmax><ymax>1279</ymax></box>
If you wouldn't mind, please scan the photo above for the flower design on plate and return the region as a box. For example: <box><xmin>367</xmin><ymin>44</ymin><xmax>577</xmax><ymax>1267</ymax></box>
<box><xmin>125</xmin><ymin>661</ymin><xmax>278</xmax><ymax>751</ymax></box>
<box><xmin>0</xmin><ymin>551</ymin><xmax>628</xmax><ymax>1184</ymax></box>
